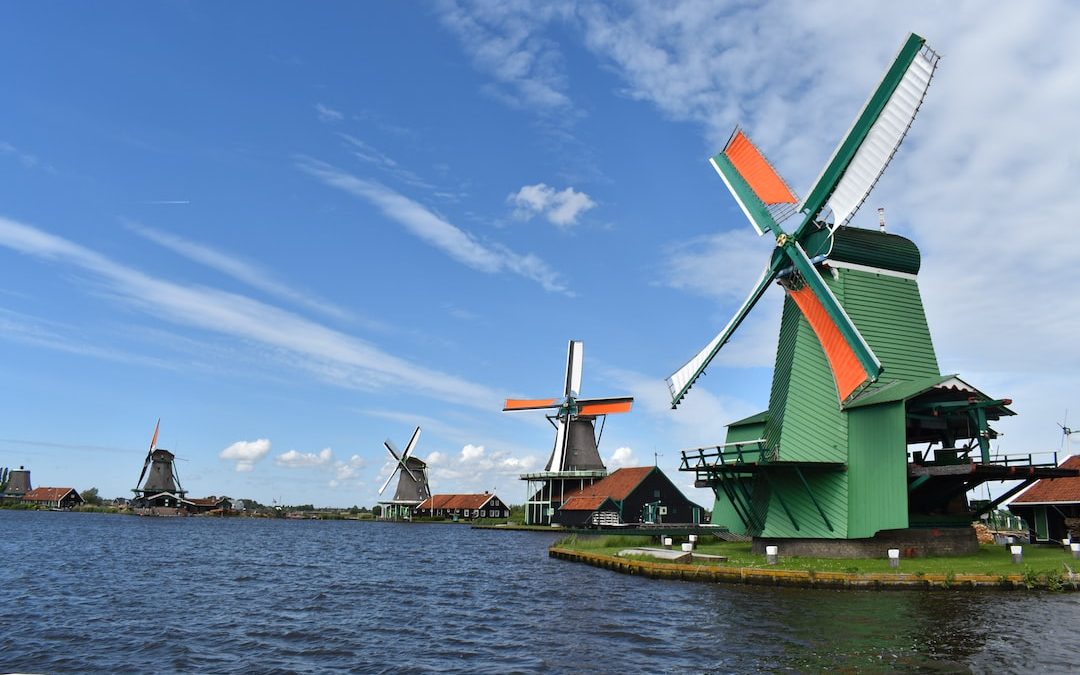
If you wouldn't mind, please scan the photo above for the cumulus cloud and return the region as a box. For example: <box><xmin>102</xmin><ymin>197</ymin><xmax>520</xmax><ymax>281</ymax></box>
<box><xmin>606</xmin><ymin>446</ymin><xmax>639</xmax><ymax>469</ymax></box>
<box><xmin>276</xmin><ymin>447</ymin><xmax>334</xmax><ymax>468</ymax></box>
<box><xmin>423</xmin><ymin>442</ymin><xmax>538</xmax><ymax>492</ymax></box>
<box><xmin>509</xmin><ymin>183</ymin><xmax>596</xmax><ymax>228</ymax></box>
<box><xmin>219</xmin><ymin>439</ymin><xmax>271</xmax><ymax>472</ymax></box>
<box><xmin>461</xmin><ymin>444</ymin><xmax>485</xmax><ymax>461</ymax></box>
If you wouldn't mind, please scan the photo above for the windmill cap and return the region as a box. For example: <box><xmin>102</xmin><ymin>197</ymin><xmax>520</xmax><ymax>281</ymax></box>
<box><xmin>829</xmin><ymin>226</ymin><xmax>921</xmax><ymax>275</ymax></box>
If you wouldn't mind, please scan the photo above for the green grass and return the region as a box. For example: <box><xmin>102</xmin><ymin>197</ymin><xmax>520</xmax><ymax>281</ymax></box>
<box><xmin>553</xmin><ymin>535</ymin><xmax>1078</xmax><ymax>579</ymax></box>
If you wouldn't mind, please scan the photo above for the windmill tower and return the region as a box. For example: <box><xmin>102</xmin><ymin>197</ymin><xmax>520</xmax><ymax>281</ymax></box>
<box><xmin>1</xmin><ymin>466</ymin><xmax>31</xmax><ymax>499</ymax></box>
<box><xmin>505</xmin><ymin>340</ymin><xmax>634</xmax><ymax>525</ymax></box>
<box><xmin>377</xmin><ymin>426</ymin><xmax>431</xmax><ymax>521</ymax></box>
<box><xmin>132</xmin><ymin>419</ymin><xmax>187</xmax><ymax>513</ymax></box>
<box><xmin>670</xmin><ymin>33</ymin><xmax>1075</xmax><ymax>554</ymax></box>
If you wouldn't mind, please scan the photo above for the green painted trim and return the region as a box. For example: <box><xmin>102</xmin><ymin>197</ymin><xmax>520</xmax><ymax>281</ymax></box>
<box><xmin>711</xmin><ymin>152</ymin><xmax>784</xmax><ymax>237</ymax></box>
<box><xmin>794</xmin><ymin>33</ymin><xmax>925</xmax><ymax>239</ymax></box>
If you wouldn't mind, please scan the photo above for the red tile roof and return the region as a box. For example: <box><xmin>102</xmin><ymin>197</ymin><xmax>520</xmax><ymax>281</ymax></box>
<box><xmin>1011</xmin><ymin>455</ymin><xmax>1080</xmax><ymax>504</ymax></box>
<box><xmin>416</xmin><ymin>493</ymin><xmax>498</xmax><ymax>510</ymax></box>
<box><xmin>562</xmin><ymin>466</ymin><xmax>655</xmax><ymax>502</ymax></box>
<box><xmin>22</xmin><ymin>487</ymin><xmax>80</xmax><ymax>503</ymax></box>
<box><xmin>560</xmin><ymin>495</ymin><xmax>616</xmax><ymax>511</ymax></box>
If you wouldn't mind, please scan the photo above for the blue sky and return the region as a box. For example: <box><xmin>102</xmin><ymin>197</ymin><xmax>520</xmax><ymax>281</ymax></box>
<box><xmin>2</xmin><ymin>2</ymin><xmax>1078</xmax><ymax>508</ymax></box>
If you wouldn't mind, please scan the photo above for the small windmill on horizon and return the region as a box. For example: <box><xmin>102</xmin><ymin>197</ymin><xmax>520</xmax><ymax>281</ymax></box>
<box><xmin>132</xmin><ymin>419</ymin><xmax>188</xmax><ymax>514</ymax></box>
<box><xmin>377</xmin><ymin>426</ymin><xmax>430</xmax><ymax>521</ymax></box>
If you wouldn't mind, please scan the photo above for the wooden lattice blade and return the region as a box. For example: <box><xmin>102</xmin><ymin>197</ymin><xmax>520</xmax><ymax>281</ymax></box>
<box><xmin>796</xmin><ymin>33</ymin><xmax>938</xmax><ymax>236</ymax></box>
<box><xmin>667</xmin><ymin>266</ymin><xmax>778</xmax><ymax>407</ymax></box>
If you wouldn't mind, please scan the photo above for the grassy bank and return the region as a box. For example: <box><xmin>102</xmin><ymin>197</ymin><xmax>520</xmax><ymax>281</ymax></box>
<box><xmin>553</xmin><ymin>534</ymin><xmax>1079</xmax><ymax>590</ymax></box>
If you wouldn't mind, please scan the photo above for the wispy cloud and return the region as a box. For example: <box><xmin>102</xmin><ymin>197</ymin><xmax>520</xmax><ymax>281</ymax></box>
<box><xmin>509</xmin><ymin>183</ymin><xmax>596</xmax><ymax>228</ymax></box>
<box><xmin>125</xmin><ymin>221</ymin><xmax>352</xmax><ymax>321</ymax></box>
<box><xmin>298</xmin><ymin>159</ymin><xmax>573</xmax><ymax>295</ymax></box>
<box><xmin>437</xmin><ymin>0</ymin><xmax>575</xmax><ymax>112</ymax></box>
<box><xmin>316</xmin><ymin>103</ymin><xmax>344</xmax><ymax>122</ymax></box>
<box><xmin>0</xmin><ymin>141</ymin><xmax>54</xmax><ymax>173</ymax></box>
<box><xmin>0</xmin><ymin>307</ymin><xmax>182</xmax><ymax>371</ymax></box>
<box><xmin>0</xmin><ymin>215</ymin><xmax>503</xmax><ymax>410</ymax></box>
<box><xmin>336</xmin><ymin>133</ymin><xmax>436</xmax><ymax>190</ymax></box>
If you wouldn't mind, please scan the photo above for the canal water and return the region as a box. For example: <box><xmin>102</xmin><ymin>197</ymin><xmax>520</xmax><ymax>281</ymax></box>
<box><xmin>1</xmin><ymin>511</ymin><xmax>1077</xmax><ymax>673</ymax></box>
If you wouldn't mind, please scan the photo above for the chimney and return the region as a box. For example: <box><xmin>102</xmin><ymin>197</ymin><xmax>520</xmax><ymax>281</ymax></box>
<box><xmin>877</xmin><ymin>207</ymin><xmax>886</xmax><ymax>233</ymax></box>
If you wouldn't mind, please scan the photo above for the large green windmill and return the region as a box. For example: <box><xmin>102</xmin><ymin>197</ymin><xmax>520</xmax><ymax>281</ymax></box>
<box><xmin>669</xmin><ymin>34</ymin><xmax>1074</xmax><ymax>548</ymax></box>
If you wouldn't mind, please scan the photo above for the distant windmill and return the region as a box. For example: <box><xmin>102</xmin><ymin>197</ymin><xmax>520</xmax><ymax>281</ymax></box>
<box><xmin>504</xmin><ymin>340</ymin><xmax>635</xmax><ymax>525</ymax></box>
<box><xmin>377</xmin><ymin>426</ymin><xmax>430</xmax><ymax>520</ymax></box>
<box><xmin>132</xmin><ymin>419</ymin><xmax>186</xmax><ymax>512</ymax></box>
<box><xmin>504</xmin><ymin>340</ymin><xmax>634</xmax><ymax>472</ymax></box>
<box><xmin>1059</xmin><ymin>411</ymin><xmax>1079</xmax><ymax>455</ymax></box>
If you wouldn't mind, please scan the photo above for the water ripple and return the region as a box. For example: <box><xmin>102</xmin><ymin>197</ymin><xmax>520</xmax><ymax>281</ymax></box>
<box><xmin>2</xmin><ymin>512</ymin><xmax>1079</xmax><ymax>673</ymax></box>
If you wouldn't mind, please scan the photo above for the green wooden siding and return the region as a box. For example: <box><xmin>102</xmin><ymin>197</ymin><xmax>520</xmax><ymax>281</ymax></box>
<box><xmin>725</xmin><ymin>413</ymin><xmax>767</xmax><ymax>445</ymax></box>
<box><xmin>773</xmin><ymin>294</ymin><xmax>847</xmax><ymax>464</ymax></box>
<box><xmin>847</xmin><ymin>403</ymin><xmax>909</xmax><ymax>537</ymax></box>
<box><xmin>760</xmin><ymin>469</ymin><xmax>848</xmax><ymax>539</ymax></box>
<box><xmin>842</xmin><ymin>270</ymin><xmax>940</xmax><ymax>387</ymax></box>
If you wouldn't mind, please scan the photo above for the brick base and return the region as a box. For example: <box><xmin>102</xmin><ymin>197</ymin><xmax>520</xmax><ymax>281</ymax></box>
<box><xmin>752</xmin><ymin>527</ymin><xmax>978</xmax><ymax>559</ymax></box>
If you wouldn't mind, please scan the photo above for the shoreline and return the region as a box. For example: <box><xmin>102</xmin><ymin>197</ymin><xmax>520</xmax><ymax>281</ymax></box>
<box><xmin>548</xmin><ymin>546</ymin><xmax>1080</xmax><ymax>591</ymax></box>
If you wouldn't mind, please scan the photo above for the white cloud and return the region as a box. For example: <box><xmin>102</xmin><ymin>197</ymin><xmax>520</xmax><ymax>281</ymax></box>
<box><xmin>509</xmin><ymin>183</ymin><xmax>596</xmax><ymax>228</ymax></box>
<box><xmin>220</xmin><ymin>439</ymin><xmax>271</xmax><ymax>472</ymax></box>
<box><xmin>315</xmin><ymin>103</ymin><xmax>344</xmax><ymax>122</ymax></box>
<box><xmin>298</xmin><ymin>159</ymin><xmax>573</xmax><ymax>295</ymax></box>
<box><xmin>423</xmin><ymin>442</ymin><xmax>538</xmax><ymax>493</ymax></box>
<box><xmin>335</xmin><ymin>454</ymin><xmax>365</xmax><ymax>481</ymax></box>
<box><xmin>0</xmin><ymin>216</ymin><xmax>502</xmax><ymax>411</ymax></box>
<box><xmin>607</xmin><ymin>446</ymin><xmax>638</xmax><ymax>469</ymax></box>
<box><xmin>276</xmin><ymin>447</ymin><xmax>334</xmax><ymax>468</ymax></box>
<box><xmin>460</xmin><ymin>444</ymin><xmax>485</xmax><ymax>461</ymax></box>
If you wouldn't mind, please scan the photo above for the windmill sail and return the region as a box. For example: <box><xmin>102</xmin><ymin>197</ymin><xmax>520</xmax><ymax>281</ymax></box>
<box><xmin>667</xmin><ymin>266</ymin><xmax>777</xmax><ymax>407</ymax></box>
<box><xmin>797</xmin><ymin>34</ymin><xmax>939</xmax><ymax>234</ymax></box>
<box><xmin>711</xmin><ymin>129</ymin><xmax>799</xmax><ymax>236</ymax></box>
<box><xmin>785</xmin><ymin>242</ymin><xmax>882</xmax><ymax>402</ymax></box>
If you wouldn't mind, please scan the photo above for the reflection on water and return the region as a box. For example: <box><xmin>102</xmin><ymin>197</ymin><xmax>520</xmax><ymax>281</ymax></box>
<box><xmin>1</xmin><ymin>511</ymin><xmax>1077</xmax><ymax>673</ymax></box>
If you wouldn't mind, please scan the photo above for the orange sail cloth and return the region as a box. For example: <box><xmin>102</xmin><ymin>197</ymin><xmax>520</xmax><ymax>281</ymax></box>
<box><xmin>576</xmin><ymin>400</ymin><xmax>633</xmax><ymax>416</ymax></box>
<box><xmin>724</xmin><ymin>131</ymin><xmax>798</xmax><ymax>206</ymax></box>
<box><xmin>788</xmin><ymin>286</ymin><xmax>870</xmax><ymax>402</ymax></box>
<box><xmin>502</xmin><ymin>398</ymin><xmax>558</xmax><ymax>411</ymax></box>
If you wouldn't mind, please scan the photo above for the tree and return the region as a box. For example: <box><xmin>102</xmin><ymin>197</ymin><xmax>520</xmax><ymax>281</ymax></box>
<box><xmin>81</xmin><ymin>487</ymin><xmax>103</xmax><ymax>506</ymax></box>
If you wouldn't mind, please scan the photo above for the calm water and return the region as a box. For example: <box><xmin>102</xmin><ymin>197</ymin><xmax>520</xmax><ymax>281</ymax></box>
<box><xmin>1</xmin><ymin>511</ymin><xmax>1078</xmax><ymax>674</ymax></box>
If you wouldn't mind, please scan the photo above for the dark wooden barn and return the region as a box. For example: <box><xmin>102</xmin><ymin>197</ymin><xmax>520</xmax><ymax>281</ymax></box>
<box><xmin>552</xmin><ymin>466</ymin><xmax>703</xmax><ymax>527</ymax></box>
<box><xmin>1009</xmin><ymin>455</ymin><xmax>1080</xmax><ymax>542</ymax></box>
<box><xmin>414</xmin><ymin>492</ymin><xmax>510</xmax><ymax>520</ymax></box>
<box><xmin>22</xmin><ymin>487</ymin><xmax>84</xmax><ymax>510</ymax></box>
